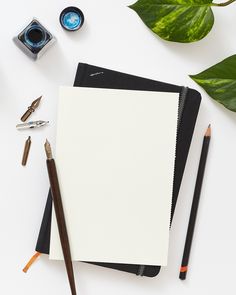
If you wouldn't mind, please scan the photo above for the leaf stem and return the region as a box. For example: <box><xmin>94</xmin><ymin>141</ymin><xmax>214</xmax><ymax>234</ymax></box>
<box><xmin>212</xmin><ymin>0</ymin><xmax>236</xmax><ymax>6</ymax></box>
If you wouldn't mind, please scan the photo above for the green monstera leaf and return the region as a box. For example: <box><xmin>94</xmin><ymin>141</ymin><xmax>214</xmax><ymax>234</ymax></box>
<box><xmin>129</xmin><ymin>0</ymin><xmax>215</xmax><ymax>43</ymax></box>
<box><xmin>190</xmin><ymin>55</ymin><xmax>236</xmax><ymax>112</ymax></box>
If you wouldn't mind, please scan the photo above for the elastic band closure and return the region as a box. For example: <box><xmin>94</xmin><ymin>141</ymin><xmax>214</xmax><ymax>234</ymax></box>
<box><xmin>23</xmin><ymin>252</ymin><xmax>41</xmax><ymax>273</ymax></box>
<box><xmin>137</xmin><ymin>265</ymin><xmax>145</xmax><ymax>276</ymax></box>
<box><xmin>178</xmin><ymin>86</ymin><xmax>188</xmax><ymax>130</ymax></box>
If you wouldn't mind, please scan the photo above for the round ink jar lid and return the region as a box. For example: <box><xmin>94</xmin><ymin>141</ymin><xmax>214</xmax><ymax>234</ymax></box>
<box><xmin>60</xmin><ymin>7</ymin><xmax>84</xmax><ymax>31</ymax></box>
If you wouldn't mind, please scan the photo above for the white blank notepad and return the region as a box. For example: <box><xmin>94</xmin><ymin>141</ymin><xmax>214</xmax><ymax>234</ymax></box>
<box><xmin>49</xmin><ymin>86</ymin><xmax>178</xmax><ymax>266</ymax></box>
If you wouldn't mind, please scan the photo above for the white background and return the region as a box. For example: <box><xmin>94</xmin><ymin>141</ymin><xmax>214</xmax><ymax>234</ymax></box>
<box><xmin>1</xmin><ymin>0</ymin><xmax>236</xmax><ymax>294</ymax></box>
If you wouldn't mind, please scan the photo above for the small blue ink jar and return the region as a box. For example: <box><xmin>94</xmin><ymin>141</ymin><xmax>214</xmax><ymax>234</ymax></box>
<box><xmin>60</xmin><ymin>7</ymin><xmax>84</xmax><ymax>31</ymax></box>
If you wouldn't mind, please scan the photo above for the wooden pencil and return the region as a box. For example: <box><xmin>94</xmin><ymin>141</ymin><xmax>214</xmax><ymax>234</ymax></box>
<box><xmin>179</xmin><ymin>125</ymin><xmax>211</xmax><ymax>280</ymax></box>
<box><xmin>44</xmin><ymin>140</ymin><xmax>77</xmax><ymax>295</ymax></box>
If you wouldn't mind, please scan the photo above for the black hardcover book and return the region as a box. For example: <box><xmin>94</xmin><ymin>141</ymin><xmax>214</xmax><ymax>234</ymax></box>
<box><xmin>36</xmin><ymin>63</ymin><xmax>201</xmax><ymax>277</ymax></box>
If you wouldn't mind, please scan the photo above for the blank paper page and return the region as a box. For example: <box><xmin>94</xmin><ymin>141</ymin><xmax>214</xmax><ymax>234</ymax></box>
<box><xmin>49</xmin><ymin>86</ymin><xmax>178</xmax><ymax>266</ymax></box>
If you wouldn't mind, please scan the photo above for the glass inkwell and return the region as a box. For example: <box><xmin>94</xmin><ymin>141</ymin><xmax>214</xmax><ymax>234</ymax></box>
<box><xmin>13</xmin><ymin>19</ymin><xmax>56</xmax><ymax>60</ymax></box>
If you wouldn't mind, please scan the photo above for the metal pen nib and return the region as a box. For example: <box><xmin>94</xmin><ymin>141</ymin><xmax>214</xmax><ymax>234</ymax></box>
<box><xmin>21</xmin><ymin>96</ymin><xmax>42</xmax><ymax>122</ymax></box>
<box><xmin>22</xmin><ymin>136</ymin><xmax>32</xmax><ymax>166</ymax></box>
<box><xmin>16</xmin><ymin>120</ymin><xmax>49</xmax><ymax>130</ymax></box>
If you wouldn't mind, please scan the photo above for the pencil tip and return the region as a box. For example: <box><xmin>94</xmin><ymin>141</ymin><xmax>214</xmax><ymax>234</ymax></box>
<box><xmin>205</xmin><ymin>124</ymin><xmax>211</xmax><ymax>137</ymax></box>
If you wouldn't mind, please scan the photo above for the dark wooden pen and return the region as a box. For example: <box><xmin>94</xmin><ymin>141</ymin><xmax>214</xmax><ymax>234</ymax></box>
<box><xmin>44</xmin><ymin>139</ymin><xmax>77</xmax><ymax>295</ymax></box>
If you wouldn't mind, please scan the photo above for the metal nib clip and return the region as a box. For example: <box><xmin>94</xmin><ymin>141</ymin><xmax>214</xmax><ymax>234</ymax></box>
<box><xmin>16</xmin><ymin>120</ymin><xmax>49</xmax><ymax>130</ymax></box>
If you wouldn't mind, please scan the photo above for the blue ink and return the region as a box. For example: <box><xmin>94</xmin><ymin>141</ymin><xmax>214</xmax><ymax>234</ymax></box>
<box><xmin>60</xmin><ymin>7</ymin><xmax>84</xmax><ymax>31</ymax></box>
<box><xmin>63</xmin><ymin>12</ymin><xmax>81</xmax><ymax>30</ymax></box>
<box><xmin>24</xmin><ymin>25</ymin><xmax>47</xmax><ymax>48</ymax></box>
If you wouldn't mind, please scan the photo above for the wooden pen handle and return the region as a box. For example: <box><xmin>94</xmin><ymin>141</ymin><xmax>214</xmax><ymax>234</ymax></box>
<box><xmin>47</xmin><ymin>159</ymin><xmax>77</xmax><ymax>295</ymax></box>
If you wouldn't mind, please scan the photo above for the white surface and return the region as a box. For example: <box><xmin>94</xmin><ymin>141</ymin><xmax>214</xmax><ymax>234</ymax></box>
<box><xmin>50</xmin><ymin>87</ymin><xmax>178</xmax><ymax>265</ymax></box>
<box><xmin>1</xmin><ymin>0</ymin><xmax>236</xmax><ymax>294</ymax></box>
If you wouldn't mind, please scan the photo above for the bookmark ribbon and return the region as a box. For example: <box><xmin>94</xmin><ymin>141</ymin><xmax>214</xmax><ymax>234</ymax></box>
<box><xmin>23</xmin><ymin>252</ymin><xmax>41</xmax><ymax>273</ymax></box>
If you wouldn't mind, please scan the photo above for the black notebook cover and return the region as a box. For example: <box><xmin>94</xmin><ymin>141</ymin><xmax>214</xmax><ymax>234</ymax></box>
<box><xmin>36</xmin><ymin>63</ymin><xmax>201</xmax><ymax>277</ymax></box>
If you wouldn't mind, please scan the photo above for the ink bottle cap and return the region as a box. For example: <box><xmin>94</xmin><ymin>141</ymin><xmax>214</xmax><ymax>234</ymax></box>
<box><xmin>60</xmin><ymin>7</ymin><xmax>84</xmax><ymax>31</ymax></box>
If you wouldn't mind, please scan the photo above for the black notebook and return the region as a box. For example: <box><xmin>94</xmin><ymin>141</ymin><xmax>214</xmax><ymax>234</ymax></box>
<box><xmin>36</xmin><ymin>63</ymin><xmax>201</xmax><ymax>277</ymax></box>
